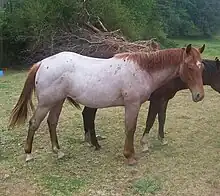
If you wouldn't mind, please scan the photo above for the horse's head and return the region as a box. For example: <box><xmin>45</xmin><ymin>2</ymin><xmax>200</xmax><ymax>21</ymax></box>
<box><xmin>210</xmin><ymin>57</ymin><xmax>220</xmax><ymax>93</ymax></box>
<box><xmin>179</xmin><ymin>44</ymin><xmax>205</xmax><ymax>102</ymax></box>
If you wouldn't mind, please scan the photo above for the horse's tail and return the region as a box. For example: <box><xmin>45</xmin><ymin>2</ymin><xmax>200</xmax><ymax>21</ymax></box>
<box><xmin>8</xmin><ymin>63</ymin><xmax>40</xmax><ymax>128</ymax></box>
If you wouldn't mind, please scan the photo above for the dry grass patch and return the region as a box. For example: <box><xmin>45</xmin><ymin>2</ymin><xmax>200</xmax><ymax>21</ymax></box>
<box><xmin>1</xmin><ymin>69</ymin><xmax>220</xmax><ymax>196</ymax></box>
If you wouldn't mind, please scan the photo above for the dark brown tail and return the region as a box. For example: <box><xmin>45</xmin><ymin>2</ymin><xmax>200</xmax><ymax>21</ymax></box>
<box><xmin>66</xmin><ymin>97</ymin><xmax>81</xmax><ymax>110</ymax></box>
<box><xmin>8</xmin><ymin>63</ymin><xmax>40</xmax><ymax>128</ymax></box>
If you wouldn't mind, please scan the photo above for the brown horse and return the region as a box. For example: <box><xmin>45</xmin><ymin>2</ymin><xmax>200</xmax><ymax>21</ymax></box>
<box><xmin>9</xmin><ymin>44</ymin><xmax>205</xmax><ymax>165</ymax></box>
<box><xmin>82</xmin><ymin>57</ymin><xmax>220</xmax><ymax>152</ymax></box>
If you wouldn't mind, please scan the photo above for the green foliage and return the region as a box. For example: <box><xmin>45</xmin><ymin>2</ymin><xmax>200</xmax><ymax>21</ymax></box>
<box><xmin>157</xmin><ymin>0</ymin><xmax>220</xmax><ymax>37</ymax></box>
<box><xmin>1</xmin><ymin>0</ymin><xmax>220</xmax><ymax>67</ymax></box>
<box><xmin>0</xmin><ymin>7</ymin><xmax>5</xmax><ymax>28</ymax></box>
<box><xmin>132</xmin><ymin>177</ymin><xmax>161</xmax><ymax>195</ymax></box>
<box><xmin>4</xmin><ymin>0</ymin><xmax>81</xmax><ymax>35</ymax></box>
<box><xmin>121</xmin><ymin>0</ymin><xmax>163</xmax><ymax>39</ymax></box>
<box><xmin>42</xmin><ymin>175</ymin><xmax>85</xmax><ymax>196</ymax></box>
<box><xmin>188</xmin><ymin>0</ymin><xmax>220</xmax><ymax>37</ymax></box>
<box><xmin>1</xmin><ymin>0</ymin><xmax>83</xmax><ymax>64</ymax></box>
<box><xmin>157</xmin><ymin>0</ymin><xmax>199</xmax><ymax>36</ymax></box>
<box><xmin>86</xmin><ymin>0</ymin><xmax>140</xmax><ymax>39</ymax></box>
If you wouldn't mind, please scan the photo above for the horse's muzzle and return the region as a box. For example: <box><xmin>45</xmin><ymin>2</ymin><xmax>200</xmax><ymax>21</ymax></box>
<box><xmin>192</xmin><ymin>92</ymin><xmax>204</xmax><ymax>102</ymax></box>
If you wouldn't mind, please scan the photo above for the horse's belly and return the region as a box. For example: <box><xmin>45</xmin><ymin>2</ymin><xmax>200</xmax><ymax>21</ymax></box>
<box><xmin>67</xmin><ymin>75</ymin><xmax>124</xmax><ymax>108</ymax></box>
<box><xmin>69</xmin><ymin>88</ymin><xmax>124</xmax><ymax>108</ymax></box>
<box><xmin>75</xmin><ymin>94</ymin><xmax>124</xmax><ymax>108</ymax></box>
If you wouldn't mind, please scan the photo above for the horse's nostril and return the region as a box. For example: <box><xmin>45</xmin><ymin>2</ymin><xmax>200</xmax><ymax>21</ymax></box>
<box><xmin>193</xmin><ymin>92</ymin><xmax>201</xmax><ymax>102</ymax></box>
<box><xmin>192</xmin><ymin>89</ymin><xmax>204</xmax><ymax>102</ymax></box>
<box><xmin>196</xmin><ymin>93</ymin><xmax>200</xmax><ymax>100</ymax></box>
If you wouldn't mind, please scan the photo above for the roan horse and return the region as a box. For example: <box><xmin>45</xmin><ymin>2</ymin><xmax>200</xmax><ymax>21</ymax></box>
<box><xmin>82</xmin><ymin>57</ymin><xmax>220</xmax><ymax>152</ymax></box>
<box><xmin>9</xmin><ymin>44</ymin><xmax>205</xmax><ymax>165</ymax></box>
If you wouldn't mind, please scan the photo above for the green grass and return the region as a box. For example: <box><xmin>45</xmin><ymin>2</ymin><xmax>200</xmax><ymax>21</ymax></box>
<box><xmin>132</xmin><ymin>177</ymin><xmax>161</xmax><ymax>195</ymax></box>
<box><xmin>1</xmin><ymin>39</ymin><xmax>220</xmax><ymax>195</ymax></box>
<box><xmin>172</xmin><ymin>37</ymin><xmax>220</xmax><ymax>59</ymax></box>
<box><xmin>42</xmin><ymin>175</ymin><xmax>85</xmax><ymax>196</ymax></box>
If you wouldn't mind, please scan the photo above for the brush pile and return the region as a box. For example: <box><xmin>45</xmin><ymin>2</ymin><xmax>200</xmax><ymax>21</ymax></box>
<box><xmin>23</xmin><ymin>26</ymin><xmax>160</xmax><ymax>65</ymax></box>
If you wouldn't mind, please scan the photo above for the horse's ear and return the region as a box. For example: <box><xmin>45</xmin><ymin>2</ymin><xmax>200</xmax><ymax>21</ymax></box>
<box><xmin>181</xmin><ymin>44</ymin><xmax>187</xmax><ymax>50</ymax></box>
<box><xmin>199</xmin><ymin>44</ymin><xmax>205</xmax><ymax>53</ymax></box>
<box><xmin>186</xmin><ymin>44</ymin><xmax>192</xmax><ymax>54</ymax></box>
<box><xmin>215</xmin><ymin>57</ymin><xmax>220</xmax><ymax>70</ymax></box>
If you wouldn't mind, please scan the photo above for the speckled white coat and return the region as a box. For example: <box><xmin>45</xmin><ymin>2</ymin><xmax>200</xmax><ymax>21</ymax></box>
<box><xmin>35</xmin><ymin>51</ymin><xmax>179</xmax><ymax>108</ymax></box>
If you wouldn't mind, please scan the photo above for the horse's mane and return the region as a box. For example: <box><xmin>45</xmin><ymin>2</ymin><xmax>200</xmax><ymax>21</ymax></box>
<box><xmin>114</xmin><ymin>48</ymin><xmax>187</xmax><ymax>71</ymax></box>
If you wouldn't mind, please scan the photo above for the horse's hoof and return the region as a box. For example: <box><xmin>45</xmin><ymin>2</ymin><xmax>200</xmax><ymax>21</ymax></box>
<box><xmin>161</xmin><ymin>139</ymin><xmax>168</xmax><ymax>146</ymax></box>
<box><xmin>142</xmin><ymin>148</ymin><xmax>149</xmax><ymax>153</ymax></box>
<box><xmin>25</xmin><ymin>153</ymin><xmax>34</xmax><ymax>162</ymax></box>
<box><xmin>96</xmin><ymin>134</ymin><xmax>107</xmax><ymax>140</ymax></box>
<box><xmin>94</xmin><ymin>145</ymin><xmax>101</xmax><ymax>151</ymax></box>
<box><xmin>127</xmin><ymin>158</ymin><xmax>137</xmax><ymax>166</ymax></box>
<box><xmin>57</xmin><ymin>151</ymin><xmax>65</xmax><ymax>159</ymax></box>
<box><xmin>52</xmin><ymin>146</ymin><xmax>59</xmax><ymax>154</ymax></box>
<box><xmin>141</xmin><ymin>144</ymin><xmax>149</xmax><ymax>153</ymax></box>
<box><xmin>85</xmin><ymin>142</ymin><xmax>93</xmax><ymax>147</ymax></box>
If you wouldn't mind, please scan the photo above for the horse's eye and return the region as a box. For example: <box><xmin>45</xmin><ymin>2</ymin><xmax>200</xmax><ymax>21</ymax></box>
<box><xmin>187</xmin><ymin>64</ymin><xmax>194</xmax><ymax>70</ymax></box>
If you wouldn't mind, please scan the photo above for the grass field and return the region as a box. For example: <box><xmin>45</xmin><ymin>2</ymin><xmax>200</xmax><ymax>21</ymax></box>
<box><xmin>173</xmin><ymin>37</ymin><xmax>220</xmax><ymax>59</ymax></box>
<box><xmin>1</xmin><ymin>39</ymin><xmax>220</xmax><ymax>196</ymax></box>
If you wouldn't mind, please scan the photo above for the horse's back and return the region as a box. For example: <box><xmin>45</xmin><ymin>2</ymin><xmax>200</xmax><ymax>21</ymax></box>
<box><xmin>34</xmin><ymin>51</ymin><xmax>153</xmax><ymax>108</ymax></box>
<box><xmin>35</xmin><ymin>52</ymin><xmax>107</xmax><ymax>85</ymax></box>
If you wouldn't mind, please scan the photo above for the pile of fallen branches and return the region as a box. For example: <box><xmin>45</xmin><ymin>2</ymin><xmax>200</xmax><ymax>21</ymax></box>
<box><xmin>22</xmin><ymin>26</ymin><xmax>160</xmax><ymax>65</ymax></box>
<box><xmin>21</xmin><ymin>0</ymin><xmax>161</xmax><ymax>65</ymax></box>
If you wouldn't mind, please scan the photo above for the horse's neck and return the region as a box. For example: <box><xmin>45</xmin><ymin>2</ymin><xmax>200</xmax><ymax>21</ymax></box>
<box><xmin>202</xmin><ymin>61</ymin><xmax>216</xmax><ymax>85</ymax></box>
<box><xmin>173</xmin><ymin>77</ymin><xmax>188</xmax><ymax>91</ymax></box>
<box><xmin>149</xmin><ymin>64</ymin><xmax>180</xmax><ymax>92</ymax></box>
<box><xmin>148</xmin><ymin>49</ymin><xmax>184</xmax><ymax>91</ymax></box>
<box><xmin>202</xmin><ymin>71</ymin><xmax>211</xmax><ymax>85</ymax></box>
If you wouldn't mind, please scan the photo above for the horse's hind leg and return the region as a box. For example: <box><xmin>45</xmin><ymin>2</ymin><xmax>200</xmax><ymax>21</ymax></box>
<box><xmin>157</xmin><ymin>99</ymin><xmax>169</xmax><ymax>145</ymax></box>
<box><xmin>82</xmin><ymin>107</ymin><xmax>96</xmax><ymax>143</ymax></box>
<box><xmin>47</xmin><ymin>100</ymin><xmax>65</xmax><ymax>159</ymax></box>
<box><xmin>140</xmin><ymin>100</ymin><xmax>159</xmax><ymax>152</ymax></box>
<box><xmin>24</xmin><ymin>105</ymin><xmax>51</xmax><ymax>162</ymax></box>
<box><xmin>82</xmin><ymin>107</ymin><xmax>101</xmax><ymax>150</ymax></box>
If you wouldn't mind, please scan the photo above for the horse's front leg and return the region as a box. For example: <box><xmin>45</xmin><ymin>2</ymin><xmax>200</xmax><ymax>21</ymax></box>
<box><xmin>47</xmin><ymin>100</ymin><xmax>65</xmax><ymax>159</ymax></box>
<box><xmin>123</xmin><ymin>101</ymin><xmax>141</xmax><ymax>165</ymax></box>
